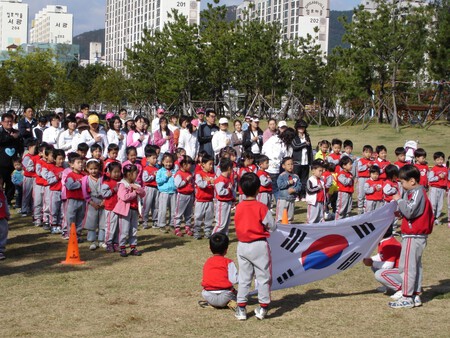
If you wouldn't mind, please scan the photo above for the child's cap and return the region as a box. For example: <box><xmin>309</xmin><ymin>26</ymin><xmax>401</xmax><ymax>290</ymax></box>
<box><xmin>191</xmin><ymin>119</ymin><xmax>199</xmax><ymax>127</ymax></box>
<box><xmin>75</xmin><ymin>112</ymin><xmax>84</xmax><ymax>119</ymax></box>
<box><xmin>105</xmin><ymin>112</ymin><xmax>115</xmax><ymax>120</ymax></box>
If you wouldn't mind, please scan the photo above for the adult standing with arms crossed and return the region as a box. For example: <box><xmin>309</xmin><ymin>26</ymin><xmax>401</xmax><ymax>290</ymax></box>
<box><xmin>242</xmin><ymin>116</ymin><xmax>263</xmax><ymax>156</ymax></box>
<box><xmin>18</xmin><ymin>106</ymin><xmax>37</xmax><ymax>146</ymax></box>
<box><xmin>197</xmin><ymin>109</ymin><xmax>219</xmax><ymax>159</ymax></box>
<box><xmin>291</xmin><ymin>120</ymin><xmax>313</xmax><ymax>201</ymax></box>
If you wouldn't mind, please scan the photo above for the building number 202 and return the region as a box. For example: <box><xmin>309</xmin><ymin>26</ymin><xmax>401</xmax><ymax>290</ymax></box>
<box><xmin>176</xmin><ymin>1</ymin><xmax>186</xmax><ymax>7</ymax></box>
<box><xmin>310</xmin><ymin>18</ymin><xmax>319</xmax><ymax>24</ymax></box>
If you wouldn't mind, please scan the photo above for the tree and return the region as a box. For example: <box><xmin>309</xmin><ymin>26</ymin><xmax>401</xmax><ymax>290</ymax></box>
<box><xmin>5</xmin><ymin>49</ymin><xmax>58</xmax><ymax>108</ymax></box>
<box><xmin>125</xmin><ymin>27</ymin><xmax>165</xmax><ymax>108</ymax></box>
<box><xmin>281</xmin><ymin>33</ymin><xmax>326</xmax><ymax>107</ymax></box>
<box><xmin>0</xmin><ymin>65</ymin><xmax>13</xmax><ymax>108</ymax></box>
<box><xmin>230</xmin><ymin>18</ymin><xmax>283</xmax><ymax>110</ymax></box>
<box><xmin>199</xmin><ymin>3</ymin><xmax>236</xmax><ymax>104</ymax></box>
<box><xmin>340</xmin><ymin>0</ymin><xmax>430</xmax><ymax>130</ymax></box>
<box><xmin>126</xmin><ymin>10</ymin><xmax>201</xmax><ymax>114</ymax></box>
<box><xmin>91</xmin><ymin>67</ymin><xmax>129</xmax><ymax>110</ymax></box>
<box><xmin>428</xmin><ymin>0</ymin><xmax>450</xmax><ymax>80</ymax></box>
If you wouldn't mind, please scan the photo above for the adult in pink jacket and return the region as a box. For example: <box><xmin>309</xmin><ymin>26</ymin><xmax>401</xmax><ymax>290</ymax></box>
<box><xmin>152</xmin><ymin>116</ymin><xmax>175</xmax><ymax>154</ymax></box>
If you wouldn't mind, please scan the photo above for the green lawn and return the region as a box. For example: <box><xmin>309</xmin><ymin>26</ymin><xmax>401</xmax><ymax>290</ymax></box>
<box><xmin>1</xmin><ymin>123</ymin><xmax>449</xmax><ymax>337</ymax></box>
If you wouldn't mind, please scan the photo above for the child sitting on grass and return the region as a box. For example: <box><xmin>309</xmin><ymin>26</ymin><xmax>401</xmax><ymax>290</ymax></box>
<box><xmin>200</xmin><ymin>233</ymin><xmax>238</xmax><ymax>310</ymax></box>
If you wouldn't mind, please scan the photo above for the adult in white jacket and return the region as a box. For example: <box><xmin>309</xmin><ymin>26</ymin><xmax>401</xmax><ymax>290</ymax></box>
<box><xmin>79</xmin><ymin>114</ymin><xmax>109</xmax><ymax>158</ymax></box>
<box><xmin>42</xmin><ymin>114</ymin><xmax>62</xmax><ymax>147</ymax></box>
<box><xmin>106</xmin><ymin>116</ymin><xmax>127</xmax><ymax>162</ymax></box>
<box><xmin>211</xmin><ymin>117</ymin><xmax>233</xmax><ymax>159</ymax></box>
<box><xmin>178</xmin><ymin>120</ymin><xmax>199</xmax><ymax>160</ymax></box>
<box><xmin>261</xmin><ymin>127</ymin><xmax>295</xmax><ymax>200</ymax></box>
<box><xmin>57</xmin><ymin>116</ymin><xmax>79</xmax><ymax>155</ymax></box>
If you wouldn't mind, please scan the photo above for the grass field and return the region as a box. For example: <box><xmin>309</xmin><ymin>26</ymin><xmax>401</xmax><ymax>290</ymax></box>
<box><xmin>1</xmin><ymin>123</ymin><xmax>450</xmax><ymax>337</ymax></box>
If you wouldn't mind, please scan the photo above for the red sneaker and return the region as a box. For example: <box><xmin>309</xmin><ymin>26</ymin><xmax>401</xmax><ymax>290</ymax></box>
<box><xmin>174</xmin><ymin>228</ymin><xmax>183</xmax><ymax>237</ymax></box>
<box><xmin>185</xmin><ymin>226</ymin><xmax>193</xmax><ymax>236</ymax></box>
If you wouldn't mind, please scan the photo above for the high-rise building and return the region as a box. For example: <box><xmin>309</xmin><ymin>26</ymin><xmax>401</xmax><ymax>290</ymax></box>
<box><xmin>0</xmin><ymin>0</ymin><xmax>28</xmax><ymax>51</ymax></box>
<box><xmin>360</xmin><ymin>0</ymin><xmax>425</xmax><ymax>13</ymax></box>
<box><xmin>89</xmin><ymin>42</ymin><xmax>102</xmax><ymax>64</ymax></box>
<box><xmin>236</xmin><ymin>0</ymin><xmax>330</xmax><ymax>56</ymax></box>
<box><xmin>29</xmin><ymin>5</ymin><xmax>73</xmax><ymax>44</ymax></box>
<box><xmin>105</xmin><ymin>0</ymin><xmax>201</xmax><ymax>69</ymax></box>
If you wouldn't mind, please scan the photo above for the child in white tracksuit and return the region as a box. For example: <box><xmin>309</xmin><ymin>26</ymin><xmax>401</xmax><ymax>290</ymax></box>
<box><xmin>305</xmin><ymin>160</ymin><xmax>326</xmax><ymax>223</ymax></box>
<box><xmin>113</xmin><ymin>164</ymin><xmax>146</xmax><ymax>257</ymax></box>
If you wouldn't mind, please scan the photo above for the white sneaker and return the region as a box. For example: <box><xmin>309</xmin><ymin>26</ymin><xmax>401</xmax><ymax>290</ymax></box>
<box><xmin>235</xmin><ymin>307</ymin><xmax>247</xmax><ymax>321</ymax></box>
<box><xmin>254</xmin><ymin>306</ymin><xmax>268</xmax><ymax>320</ymax></box>
<box><xmin>389</xmin><ymin>296</ymin><xmax>414</xmax><ymax>309</ymax></box>
<box><xmin>414</xmin><ymin>295</ymin><xmax>422</xmax><ymax>307</ymax></box>
<box><xmin>390</xmin><ymin>290</ymin><xmax>402</xmax><ymax>300</ymax></box>
<box><xmin>99</xmin><ymin>242</ymin><xmax>107</xmax><ymax>249</ymax></box>
<box><xmin>89</xmin><ymin>242</ymin><xmax>98</xmax><ymax>250</ymax></box>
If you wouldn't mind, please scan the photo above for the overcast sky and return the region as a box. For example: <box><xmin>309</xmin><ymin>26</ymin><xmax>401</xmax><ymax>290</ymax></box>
<box><xmin>25</xmin><ymin>0</ymin><xmax>361</xmax><ymax>36</ymax></box>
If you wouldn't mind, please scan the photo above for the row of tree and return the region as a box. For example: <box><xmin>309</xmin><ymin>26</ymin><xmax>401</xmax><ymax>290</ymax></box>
<box><xmin>0</xmin><ymin>0</ymin><xmax>448</xmax><ymax>129</ymax></box>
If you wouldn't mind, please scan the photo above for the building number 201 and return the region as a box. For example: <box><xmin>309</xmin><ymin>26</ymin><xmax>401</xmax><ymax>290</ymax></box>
<box><xmin>176</xmin><ymin>1</ymin><xmax>186</xmax><ymax>7</ymax></box>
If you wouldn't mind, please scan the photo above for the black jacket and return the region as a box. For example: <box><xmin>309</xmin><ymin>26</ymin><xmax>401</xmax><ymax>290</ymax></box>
<box><xmin>242</xmin><ymin>128</ymin><xmax>263</xmax><ymax>154</ymax></box>
<box><xmin>291</xmin><ymin>134</ymin><xmax>313</xmax><ymax>166</ymax></box>
<box><xmin>198</xmin><ymin>123</ymin><xmax>219</xmax><ymax>158</ymax></box>
<box><xmin>18</xmin><ymin>118</ymin><xmax>37</xmax><ymax>143</ymax></box>
<box><xmin>0</xmin><ymin>126</ymin><xmax>23</xmax><ymax>168</ymax></box>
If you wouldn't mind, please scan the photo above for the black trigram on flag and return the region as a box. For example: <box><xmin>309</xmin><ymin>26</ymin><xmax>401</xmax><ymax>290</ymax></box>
<box><xmin>337</xmin><ymin>252</ymin><xmax>362</xmax><ymax>271</ymax></box>
<box><xmin>352</xmin><ymin>222</ymin><xmax>375</xmax><ymax>239</ymax></box>
<box><xmin>280</xmin><ymin>228</ymin><xmax>307</xmax><ymax>253</ymax></box>
<box><xmin>277</xmin><ymin>269</ymin><xmax>294</xmax><ymax>285</ymax></box>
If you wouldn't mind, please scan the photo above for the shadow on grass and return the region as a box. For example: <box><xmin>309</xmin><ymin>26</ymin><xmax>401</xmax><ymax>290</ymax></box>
<box><xmin>138</xmin><ymin>234</ymin><xmax>188</xmax><ymax>253</ymax></box>
<box><xmin>424</xmin><ymin>279</ymin><xmax>450</xmax><ymax>302</ymax></box>
<box><xmin>268</xmin><ymin>288</ymin><xmax>379</xmax><ymax>319</ymax></box>
<box><xmin>1</xmin><ymin>226</ymin><xmax>190</xmax><ymax>277</ymax></box>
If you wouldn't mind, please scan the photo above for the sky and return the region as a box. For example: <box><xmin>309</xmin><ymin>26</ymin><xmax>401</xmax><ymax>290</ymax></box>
<box><xmin>24</xmin><ymin>0</ymin><xmax>361</xmax><ymax>36</ymax></box>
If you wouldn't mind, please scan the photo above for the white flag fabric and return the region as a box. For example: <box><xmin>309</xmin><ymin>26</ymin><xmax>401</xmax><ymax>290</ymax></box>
<box><xmin>269</xmin><ymin>202</ymin><xmax>397</xmax><ymax>291</ymax></box>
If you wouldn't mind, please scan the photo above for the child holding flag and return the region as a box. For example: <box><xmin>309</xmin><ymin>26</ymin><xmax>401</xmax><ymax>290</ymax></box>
<box><xmin>234</xmin><ymin>172</ymin><xmax>276</xmax><ymax>321</ymax></box>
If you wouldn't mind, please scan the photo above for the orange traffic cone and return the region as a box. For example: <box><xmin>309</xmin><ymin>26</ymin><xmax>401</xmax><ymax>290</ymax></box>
<box><xmin>61</xmin><ymin>223</ymin><xmax>85</xmax><ymax>265</ymax></box>
<box><xmin>281</xmin><ymin>209</ymin><xmax>289</xmax><ymax>225</ymax></box>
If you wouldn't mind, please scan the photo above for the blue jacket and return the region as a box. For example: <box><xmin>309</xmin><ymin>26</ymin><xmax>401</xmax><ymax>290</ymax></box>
<box><xmin>277</xmin><ymin>171</ymin><xmax>301</xmax><ymax>201</ymax></box>
<box><xmin>156</xmin><ymin>167</ymin><xmax>176</xmax><ymax>194</ymax></box>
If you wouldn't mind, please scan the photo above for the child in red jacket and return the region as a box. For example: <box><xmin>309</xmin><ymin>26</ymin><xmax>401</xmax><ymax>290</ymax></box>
<box><xmin>173</xmin><ymin>155</ymin><xmax>195</xmax><ymax>237</ymax></box>
<box><xmin>390</xmin><ymin>165</ymin><xmax>434</xmax><ymax>309</ymax></box>
<box><xmin>201</xmin><ymin>233</ymin><xmax>238</xmax><ymax>309</ymax></box>
<box><xmin>194</xmin><ymin>154</ymin><xmax>215</xmax><ymax>239</ymax></box>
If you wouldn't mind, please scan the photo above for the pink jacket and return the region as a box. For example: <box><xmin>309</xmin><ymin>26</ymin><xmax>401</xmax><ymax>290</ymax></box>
<box><xmin>152</xmin><ymin>129</ymin><xmax>175</xmax><ymax>153</ymax></box>
<box><xmin>60</xmin><ymin>167</ymin><xmax>72</xmax><ymax>200</ymax></box>
<box><xmin>113</xmin><ymin>179</ymin><xmax>145</xmax><ymax>217</ymax></box>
